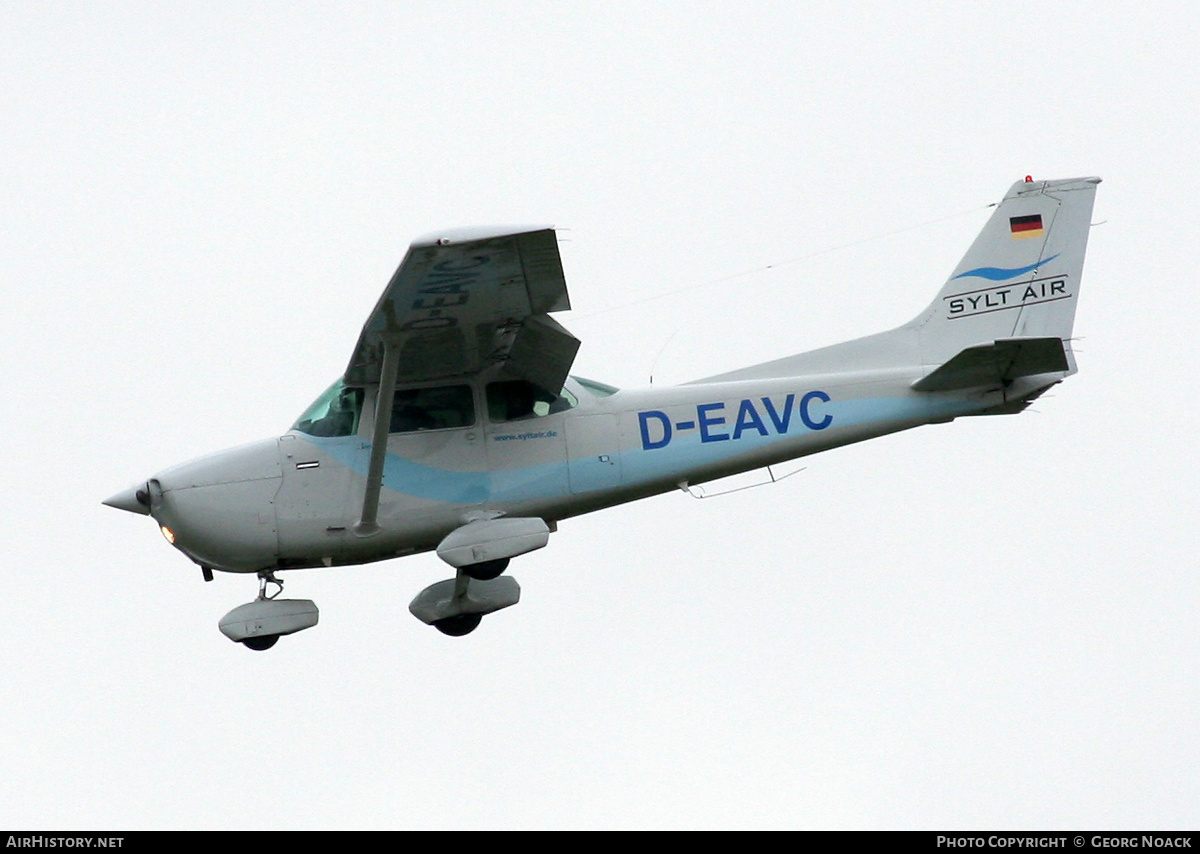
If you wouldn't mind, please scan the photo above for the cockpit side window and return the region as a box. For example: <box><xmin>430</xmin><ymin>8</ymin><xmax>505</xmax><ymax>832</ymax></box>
<box><xmin>572</xmin><ymin>376</ymin><xmax>619</xmax><ymax>397</ymax></box>
<box><xmin>390</xmin><ymin>385</ymin><xmax>475</xmax><ymax>433</ymax></box>
<box><xmin>292</xmin><ymin>380</ymin><xmax>365</xmax><ymax>437</ymax></box>
<box><xmin>486</xmin><ymin>380</ymin><xmax>578</xmax><ymax>422</ymax></box>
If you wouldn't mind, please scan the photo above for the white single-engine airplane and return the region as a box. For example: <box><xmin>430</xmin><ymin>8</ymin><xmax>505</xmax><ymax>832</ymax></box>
<box><xmin>105</xmin><ymin>176</ymin><xmax>1100</xmax><ymax>649</ymax></box>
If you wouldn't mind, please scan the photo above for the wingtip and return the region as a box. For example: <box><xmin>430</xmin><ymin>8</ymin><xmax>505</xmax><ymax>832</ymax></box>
<box><xmin>410</xmin><ymin>225</ymin><xmax>554</xmax><ymax>248</ymax></box>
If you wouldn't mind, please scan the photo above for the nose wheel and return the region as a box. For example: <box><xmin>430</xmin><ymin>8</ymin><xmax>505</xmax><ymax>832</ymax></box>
<box><xmin>217</xmin><ymin>570</ymin><xmax>319</xmax><ymax>651</ymax></box>
<box><xmin>241</xmin><ymin>634</ymin><xmax>280</xmax><ymax>651</ymax></box>
<box><xmin>237</xmin><ymin>571</ymin><xmax>283</xmax><ymax>650</ymax></box>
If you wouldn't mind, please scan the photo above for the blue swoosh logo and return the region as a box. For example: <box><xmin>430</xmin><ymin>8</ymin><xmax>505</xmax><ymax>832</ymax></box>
<box><xmin>953</xmin><ymin>253</ymin><xmax>1060</xmax><ymax>281</ymax></box>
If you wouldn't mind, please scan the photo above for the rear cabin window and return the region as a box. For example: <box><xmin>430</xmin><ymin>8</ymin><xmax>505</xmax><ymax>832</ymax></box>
<box><xmin>390</xmin><ymin>385</ymin><xmax>475</xmax><ymax>433</ymax></box>
<box><xmin>486</xmin><ymin>380</ymin><xmax>577</xmax><ymax>422</ymax></box>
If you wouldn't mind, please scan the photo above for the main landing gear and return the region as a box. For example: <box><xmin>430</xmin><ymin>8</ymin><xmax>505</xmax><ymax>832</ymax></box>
<box><xmin>217</xmin><ymin>570</ymin><xmax>319</xmax><ymax>651</ymax></box>
<box><xmin>409</xmin><ymin>516</ymin><xmax>549</xmax><ymax>635</ymax></box>
<box><xmin>433</xmin><ymin>613</ymin><xmax>484</xmax><ymax>637</ymax></box>
<box><xmin>410</xmin><ymin>560</ymin><xmax>521</xmax><ymax>637</ymax></box>
<box><xmin>461</xmin><ymin>557</ymin><xmax>509</xmax><ymax>581</ymax></box>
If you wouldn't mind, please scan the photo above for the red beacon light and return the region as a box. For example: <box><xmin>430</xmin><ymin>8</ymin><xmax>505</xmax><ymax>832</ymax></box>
<box><xmin>1025</xmin><ymin>175</ymin><xmax>1034</xmax><ymax>182</ymax></box>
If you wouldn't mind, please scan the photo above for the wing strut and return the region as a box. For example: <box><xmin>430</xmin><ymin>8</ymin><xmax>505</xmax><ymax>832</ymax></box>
<box><xmin>355</xmin><ymin>339</ymin><xmax>401</xmax><ymax>536</ymax></box>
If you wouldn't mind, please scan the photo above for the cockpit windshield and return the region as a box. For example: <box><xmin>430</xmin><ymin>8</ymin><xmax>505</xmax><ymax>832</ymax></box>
<box><xmin>292</xmin><ymin>380</ymin><xmax>365</xmax><ymax>437</ymax></box>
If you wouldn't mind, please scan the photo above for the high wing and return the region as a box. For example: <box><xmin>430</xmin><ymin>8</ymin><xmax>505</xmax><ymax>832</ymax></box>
<box><xmin>344</xmin><ymin>226</ymin><xmax>580</xmax><ymax>394</ymax></box>
<box><xmin>346</xmin><ymin>226</ymin><xmax>580</xmax><ymax>536</ymax></box>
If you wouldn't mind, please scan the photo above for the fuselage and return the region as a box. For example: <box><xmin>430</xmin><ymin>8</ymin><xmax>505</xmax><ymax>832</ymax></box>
<box><xmin>132</xmin><ymin>363</ymin><xmax>1020</xmax><ymax>576</ymax></box>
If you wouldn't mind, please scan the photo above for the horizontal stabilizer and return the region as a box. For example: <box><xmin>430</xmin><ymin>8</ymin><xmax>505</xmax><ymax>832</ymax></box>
<box><xmin>911</xmin><ymin>337</ymin><xmax>1069</xmax><ymax>392</ymax></box>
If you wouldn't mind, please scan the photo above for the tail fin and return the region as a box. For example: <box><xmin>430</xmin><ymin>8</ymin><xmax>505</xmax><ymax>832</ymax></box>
<box><xmin>914</xmin><ymin>176</ymin><xmax>1100</xmax><ymax>369</ymax></box>
<box><xmin>696</xmin><ymin>176</ymin><xmax>1100</xmax><ymax>387</ymax></box>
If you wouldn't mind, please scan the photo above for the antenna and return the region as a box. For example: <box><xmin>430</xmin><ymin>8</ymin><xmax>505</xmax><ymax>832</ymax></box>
<box><xmin>648</xmin><ymin>328</ymin><xmax>679</xmax><ymax>385</ymax></box>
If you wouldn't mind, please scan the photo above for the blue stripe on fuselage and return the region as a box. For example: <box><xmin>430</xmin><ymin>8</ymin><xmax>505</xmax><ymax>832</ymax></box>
<box><xmin>301</xmin><ymin>393</ymin><xmax>974</xmax><ymax>505</ymax></box>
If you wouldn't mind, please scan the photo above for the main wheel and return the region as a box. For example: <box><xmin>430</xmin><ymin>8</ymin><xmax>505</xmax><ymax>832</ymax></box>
<box><xmin>241</xmin><ymin>634</ymin><xmax>280</xmax><ymax>651</ymax></box>
<box><xmin>433</xmin><ymin>613</ymin><xmax>483</xmax><ymax>636</ymax></box>
<box><xmin>462</xmin><ymin>558</ymin><xmax>509</xmax><ymax>581</ymax></box>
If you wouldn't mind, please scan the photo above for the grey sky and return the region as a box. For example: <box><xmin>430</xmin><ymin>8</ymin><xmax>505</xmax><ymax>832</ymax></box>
<box><xmin>2</xmin><ymin>1</ymin><xmax>1196</xmax><ymax>829</ymax></box>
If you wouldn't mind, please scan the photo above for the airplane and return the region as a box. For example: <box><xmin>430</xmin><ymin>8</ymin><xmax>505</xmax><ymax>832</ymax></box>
<box><xmin>104</xmin><ymin>175</ymin><xmax>1101</xmax><ymax>650</ymax></box>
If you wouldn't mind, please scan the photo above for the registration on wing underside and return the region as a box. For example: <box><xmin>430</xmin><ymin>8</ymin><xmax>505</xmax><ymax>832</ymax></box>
<box><xmin>344</xmin><ymin>228</ymin><xmax>578</xmax><ymax>390</ymax></box>
<box><xmin>944</xmin><ymin>274</ymin><xmax>1070</xmax><ymax>319</ymax></box>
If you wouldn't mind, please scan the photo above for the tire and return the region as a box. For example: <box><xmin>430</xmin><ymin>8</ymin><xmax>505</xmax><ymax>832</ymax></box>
<box><xmin>462</xmin><ymin>558</ymin><xmax>509</xmax><ymax>581</ymax></box>
<box><xmin>433</xmin><ymin>614</ymin><xmax>483</xmax><ymax>636</ymax></box>
<box><xmin>241</xmin><ymin>634</ymin><xmax>280</xmax><ymax>651</ymax></box>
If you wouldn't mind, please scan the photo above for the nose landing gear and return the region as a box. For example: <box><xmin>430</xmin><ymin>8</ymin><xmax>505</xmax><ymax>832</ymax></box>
<box><xmin>217</xmin><ymin>570</ymin><xmax>319</xmax><ymax>651</ymax></box>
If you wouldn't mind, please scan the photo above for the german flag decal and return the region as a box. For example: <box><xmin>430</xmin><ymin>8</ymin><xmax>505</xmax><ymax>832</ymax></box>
<box><xmin>1010</xmin><ymin>214</ymin><xmax>1044</xmax><ymax>239</ymax></box>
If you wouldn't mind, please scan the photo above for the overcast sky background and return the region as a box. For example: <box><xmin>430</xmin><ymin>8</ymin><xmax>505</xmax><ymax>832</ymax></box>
<box><xmin>2</xmin><ymin>1</ymin><xmax>1197</xmax><ymax>830</ymax></box>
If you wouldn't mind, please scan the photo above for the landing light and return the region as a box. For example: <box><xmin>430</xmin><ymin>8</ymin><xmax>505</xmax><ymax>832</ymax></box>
<box><xmin>160</xmin><ymin>525</ymin><xmax>175</xmax><ymax>544</ymax></box>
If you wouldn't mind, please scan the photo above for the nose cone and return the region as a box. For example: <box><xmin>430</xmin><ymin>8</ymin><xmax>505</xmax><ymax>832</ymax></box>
<box><xmin>102</xmin><ymin>483</ymin><xmax>152</xmax><ymax>515</ymax></box>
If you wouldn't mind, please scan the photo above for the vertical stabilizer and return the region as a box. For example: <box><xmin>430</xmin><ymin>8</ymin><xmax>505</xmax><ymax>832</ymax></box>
<box><xmin>697</xmin><ymin>176</ymin><xmax>1100</xmax><ymax>386</ymax></box>
<box><xmin>913</xmin><ymin>176</ymin><xmax>1100</xmax><ymax>369</ymax></box>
